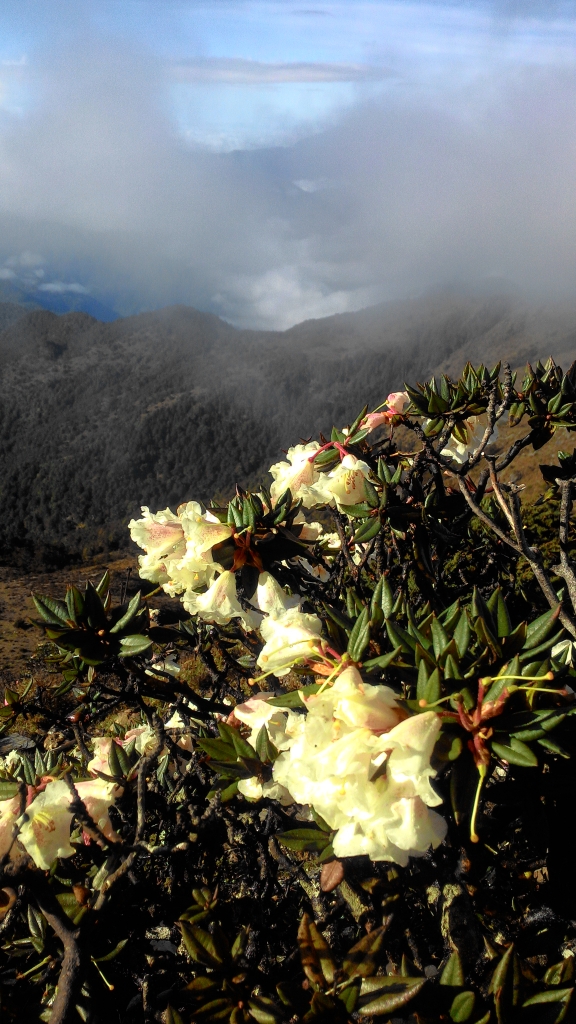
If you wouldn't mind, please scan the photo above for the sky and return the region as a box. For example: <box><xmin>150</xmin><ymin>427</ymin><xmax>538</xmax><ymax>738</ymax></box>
<box><xmin>0</xmin><ymin>0</ymin><xmax>576</xmax><ymax>328</ymax></box>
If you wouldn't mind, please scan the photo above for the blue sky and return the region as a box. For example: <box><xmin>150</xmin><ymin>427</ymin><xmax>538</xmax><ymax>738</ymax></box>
<box><xmin>1</xmin><ymin>1</ymin><xmax>576</xmax><ymax>326</ymax></box>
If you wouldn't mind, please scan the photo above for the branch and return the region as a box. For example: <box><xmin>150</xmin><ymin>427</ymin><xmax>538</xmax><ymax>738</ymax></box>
<box><xmin>552</xmin><ymin>478</ymin><xmax>576</xmax><ymax>615</ymax></box>
<box><xmin>508</xmin><ymin>490</ymin><xmax>576</xmax><ymax>638</ymax></box>
<box><xmin>33</xmin><ymin>884</ymin><xmax>82</xmax><ymax>1024</ymax></box>
<box><xmin>456</xmin><ymin>476</ymin><xmax>521</xmax><ymax>554</ymax></box>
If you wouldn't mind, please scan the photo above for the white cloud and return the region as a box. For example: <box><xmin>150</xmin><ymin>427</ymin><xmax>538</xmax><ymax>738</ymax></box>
<box><xmin>38</xmin><ymin>281</ymin><xmax>89</xmax><ymax>294</ymax></box>
<box><xmin>171</xmin><ymin>58</ymin><xmax>390</xmax><ymax>84</ymax></box>
<box><xmin>0</xmin><ymin>268</ymin><xmax>16</xmax><ymax>279</ymax></box>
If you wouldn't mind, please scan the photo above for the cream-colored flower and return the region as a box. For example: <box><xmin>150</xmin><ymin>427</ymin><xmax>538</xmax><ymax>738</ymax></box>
<box><xmin>0</xmin><ymin>796</ymin><xmax>21</xmax><ymax>860</ymax></box>
<box><xmin>75</xmin><ymin>780</ymin><xmax>121</xmax><ymax>842</ymax></box>
<box><xmin>316</xmin><ymin>454</ymin><xmax>372</xmax><ymax>507</ymax></box>
<box><xmin>129</xmin><ymin>506</ymin><xmax>187</xmax><ymax>586</ymax></box>
<box><xmin>269</xmin><ymin>668</ymin><xmax>446</xmax><ymax>865</ymax></box>
<box><xmin>269</xmin><ymin>442</ymin><xmax>322</xmax><ymax>507</ymax></box>
<box><xmin>255</xmin><ymin>573</ymin><xmax>299</xmax><ymax>620</ymax></box>
<box><xmin>439</xmin><ymin>417</ymin><xmax>498</xmax><ymax>465</ymax></box>
<box><xmin>256</xmin><ymin>608</ymin><xmax>325</xmax><ymax>676</ymax></box>
<box><xmin>183</xmin><ymin>570</ymin><xmax>260</xmax><ymax>630</ymax></box>
<box><xmin>237</xmin><ymin>776</ymin><xmax>293</xmax><ymax>805</ymax></box>
<box><xmin>87</xmin><ymin>737</ymin><xmax>115</xmax><ymax>777</ymax></box>
<box><xmin>18</xmin><ymin>780</ymin><xmax>75</xmax><ymax>869</ymax></box>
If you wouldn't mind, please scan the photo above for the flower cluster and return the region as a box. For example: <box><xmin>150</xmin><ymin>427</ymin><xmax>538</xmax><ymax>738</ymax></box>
<box><xmin>0</xmin><ymin>712</ymin><xmax>193</xmax><ymax>871</ymax></box>
<box><xmin>234</xmin><ymin>666</ymin><xmax>447</xmax><ymax>865</ymax></box>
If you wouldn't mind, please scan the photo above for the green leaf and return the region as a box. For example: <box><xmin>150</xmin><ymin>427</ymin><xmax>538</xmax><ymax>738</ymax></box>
<box><xmin>197</xmin><ymin>736</ymin><xmax>238</xmax><ymax>761</ymax></box>
<box><xmin>521</xmin><ymin>988</ymin><xmax>573</xmax><ymax>1023</ymax></box>
<box><xmin>440</xmin><ymin>950</ymin><xmax>464</xmax><ymax>987</ymax></box>
<box><xmin>491</xmin><ymin>738</ymin><xmax>538</xmax><ymax>767</ymax></box>
<box><xmin>255</xmin><ymin>725</ymin><xmax>278</xmax><ymax>763</ymax></box>
<box><xmin>342</xmin><ymin>924</ymin><xmax>388</xmax><ymax>979</ymax></box>
<box><xmin>109</xmin><ymin>591</ymin><xmax>142</xmax><ymax>634</ymax></box>
<box><xmin>32</xmin><ymin>594</ymin><xmax>70</xmax><ymax>626</ymax></box>
<box><xmin>218</xmin><ymin>721</ymin><xmax>257</xmax><ymax>760</ymax></box>
<box><xmin>118</xmin><ymin>634</ymin><xmax>152</xmax><ymax>657</ymax></box>
<box><xmin>298</xmin><ymin>913</ymin><xmax>336</xmax><ymax>987</ymax></box>
<box><xmin>453</xmin><ymin>610</ymin><xmax>471</xmax><ymax>658</ymax></box>
<box><xmin>248</xmin><ymin>997</ymin><xmax>285</xmax><ymax>1023</ymax></box>
<box><xmin>380</xmin><ymin>578</ymin><xmax>394</xmax><ymax>618</ymax></box>
<box><xmin>524</xmin><ymin>605</ymin><xmax>561</xmax><ymax>650</ymax></box>
<box><xmin>358</xmin><ymin>975</ymin><xmax>426</xmax><ymax>1016</ymax></box>
<box><xmin>267</xmin><ymin>683</ymin><xmax>321</xmax><ymax>708</ymax></box>
<box><xmin>93</xmin><ymin>939</ymin><xmax>129</xmax><ymax>962</ymax></box>
<box><xmin>363</xmin><ymin>646</ymin><xmax>402</xmax><ymax>672</ymax></box>
<box><xmin>348</xmin><ymin>607</ymin><xmax>370</xmax><ymax>662</ymax></box>
<box><xmin>431</xmin><ymin>616</ymin><xmax>449</xmax><ymax>660</ymax></box>
<box><xmin>277</xmin><ymin>828</ymin><xmax>331</xmax><ymax>853</ymax></box>
<box><xmin>450</xmin><ymin>991</ymin><xmax>476</xmax><ymax>1022</ymax></box>
<box><xmin>353</xmin><ymin>517</ymin><xmax>381</xmax><ymax>544</ymax></box>
<box><xmin>0</xmin><ymin>780</ymin><xmax>20</xmax><ymax>800</ymax></box>
<box><xmin>178</xmin><ymin>922</ymin><xmax>226</xmax><ymax>967</ymax></box>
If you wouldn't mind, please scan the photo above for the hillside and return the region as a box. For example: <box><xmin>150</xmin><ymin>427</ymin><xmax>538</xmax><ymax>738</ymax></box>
<box><xmin>1</xmin><ymin>291</ymin><xmax>576</xmax><ymax>568</ymax></box>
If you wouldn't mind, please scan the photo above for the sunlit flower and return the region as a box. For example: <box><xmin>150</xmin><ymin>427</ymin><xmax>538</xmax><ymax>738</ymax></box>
<box><xmin>361</xmin><ymin>392</ymin><xmax>410</xmax><ymax>433</ymax></box>
<box><xmin>75</xmin><ymin>780</ymin><xmax>121</xmax><ymax>842</ymax></box>
<box><xmin>256</xmin><ymin>608</ymin><xmax>325</xmax><ymax>676</ymax></box>
<box><xmin>439</xmin><ymin>417</ymin><xmax>498</xmax><ymax>465</ymax></box>
<box><xmin>183</xmin><ymin>570</ymin><xmax>260</xmax><ymax>630</ymax></box>
<box><xmin>268</xmin><ymin>667</ymin><xmax>446</xmax><ymax>865</ymax></box>
<box><xmin>87</xmin><ymin>737</ymin><xmax>115</xmax><ymax>777</ymax></box>
<box><xmin>18</xmin><ymin>780</ymin><xmax>75</xmax><ymax>870</ymax></box>
<box><xmin>269</xmin><ymin>442</ymin><xmax>322</xmax><ymax>506</ymax></box>
<box><xmin>237</xmin><ymin>776</ymin><xmax>293</xmax><ymax>804</ymax></box>
<box><xmin>316</xmin><ymin>454</ymin><xmax>372</xmax><ymax>507</ymax></box>
<box><xmin>255</xmin><ymin>572</ymin><xmax>299</xmax><ymax>620</ymax></box>
<box><xmin>128</xmin><ymin>506</ymin><xmax>187</xmax><ymax>586</ymax></box>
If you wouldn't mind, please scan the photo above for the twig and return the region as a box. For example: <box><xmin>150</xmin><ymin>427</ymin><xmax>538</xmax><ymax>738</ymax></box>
<box><xmin>72</xmin><ymin>723</ymin><xmax>90</xmax><ymax>764</ymax></box>
<box><xmin>94</xmin><ymin>715</ymin><xmax>165</xmax><ymax>909</ymax></box>
<box><xmin>62</xmin><ymin>774</ymin><xmax>111</xmax><ymax>850</ymax></box>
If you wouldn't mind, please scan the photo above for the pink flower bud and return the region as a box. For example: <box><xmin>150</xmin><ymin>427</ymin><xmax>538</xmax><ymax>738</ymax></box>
<box><xmin>386</xmin><ymin>391</ymin><xmax>410</xmax><ymax>415</ymax></box>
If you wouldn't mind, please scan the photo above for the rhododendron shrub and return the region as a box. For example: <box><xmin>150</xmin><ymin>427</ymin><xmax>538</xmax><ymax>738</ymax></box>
<box><xmin>2</xmin><ymin>365</ymin><xmax>576</xmax><ymax>1022</ymax></box>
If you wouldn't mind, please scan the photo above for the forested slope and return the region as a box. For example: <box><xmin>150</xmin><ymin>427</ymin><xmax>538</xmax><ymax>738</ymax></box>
<box><xmin>1</xmin><ymin>292</ymin><xmax>576</xmax><ymax>566</ymax></box>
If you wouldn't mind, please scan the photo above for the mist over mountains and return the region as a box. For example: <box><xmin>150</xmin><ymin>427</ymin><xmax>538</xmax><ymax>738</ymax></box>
<box><xmin>1</xmin><ymin>291</ymin><xmax>576</xmax><ymax>568</ymax></box>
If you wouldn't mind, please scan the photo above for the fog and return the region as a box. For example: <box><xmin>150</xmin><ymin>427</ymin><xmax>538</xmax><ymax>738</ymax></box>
<box><xmin>1</xmin><ymin>4</ymin><xmax>576</xmax><ymax>328</ymax></box>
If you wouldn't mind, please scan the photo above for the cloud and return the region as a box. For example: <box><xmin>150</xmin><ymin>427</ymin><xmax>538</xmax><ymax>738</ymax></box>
<box><xmin>1</xmin><ymin>10</ymin><xmax>576</xmax><ymax>329</ymax></box>
<box><xmin>38</xmin><ymin>281</ymin><xmax>89</xmax><ymax>294</ymax></box>
<box><xmin>171</xmin><ymin>58</ymin><xmax>389</xmax><ymax>84</ymax></box>
<box><xmin>0</xmin><ymin>268</ymin><xmax>15</xmax><ymax>280</ymax></box>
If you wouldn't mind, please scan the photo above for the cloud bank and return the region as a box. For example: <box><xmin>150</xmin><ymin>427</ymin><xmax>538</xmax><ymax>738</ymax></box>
<box><xmin>0</xmin><ymin>6</ymin><xmax>576</xmax><ymax>328</ymax></box>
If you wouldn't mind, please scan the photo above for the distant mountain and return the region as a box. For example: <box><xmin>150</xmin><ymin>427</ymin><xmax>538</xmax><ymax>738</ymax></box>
<box><xmin>1</xmin><ymin>292</ymin><xmax>575</xmax><ymax>567</ymax></box>
<box><xmin>0</xmin><ymin>280</ymin><xmax>118</xmax><ymax>322</ymax></box>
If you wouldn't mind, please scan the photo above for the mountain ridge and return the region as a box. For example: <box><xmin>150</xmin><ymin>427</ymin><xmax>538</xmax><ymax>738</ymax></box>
<box><xmin>1</xmin><ymin>292</ymin><xmax>575</xmax><ymax>567</ymax></box>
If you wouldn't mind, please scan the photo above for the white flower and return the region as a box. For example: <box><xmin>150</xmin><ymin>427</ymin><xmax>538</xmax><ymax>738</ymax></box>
<box><xmin>269</xmin><ymin>666</ymin><xmax>446</xmax><ymax>865</ymax></box>
<box><xmin>237</xmin><ymin>777</ymin><xmax>293</xmax><ymax>804</ymax></box>
<box><xmin>313</xmin><ymin>454</ymin><xmax>372</xmax><ymax>507</ymax></box>
<box><xmin>439</xmin><ymin>417</ymin><xmax>499</xmax><ymax>465</ymax></box>
<box><xmin>269</xmin><ymin>442</ymin><xmax>322</xmax><ymax>507</ymax></box>
<box><xmin>18</xmin><ymin>780</ymin><xmax>75</xmax><ymax>869</ymax></box>
<box><xmin>0</xmin><ymin>795</ymin><xmax>21</xmax><ymax>860</ymax></box>
<box><xmin>75</xmin><ymin>780</ymin><xmax>121</xmax><ymax>842</ymax></box>
<box><xmin>87</xmin><ymin>737</ymin><xmax>115</xmax><ymax>777</ymax></box>
<box><xmin>255</xmin><ymin>572</ymin><xmax>299</xmax><ymax>619</ymax></box>
<box><xmin>256</xmin><ymin>608</ymin><xmax>325</xmax><ymax>676</ymax></box>
<box><xmin>128</xmin><ymin>506</ymin><xmax>187</xmax><ymax>586</ymax></box>
<box><xmin>183</xmin><ymin>570</ymin><xmax>260</xmax><ymax>630</ymax></box>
